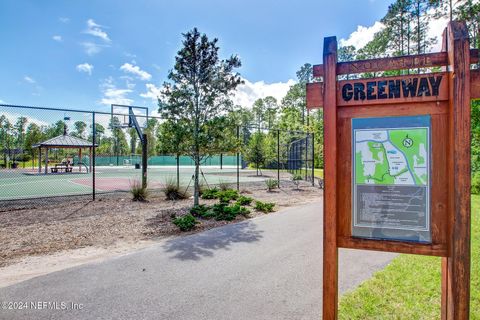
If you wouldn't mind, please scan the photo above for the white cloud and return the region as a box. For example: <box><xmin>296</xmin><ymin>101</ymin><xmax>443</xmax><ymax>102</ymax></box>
<box><xmin>140</xmin><ymin>78</ymin><xmax>295</xmax><ymax>108</ymax></box>
<box><xmin>231</xmin><ymin>78</ymin><xmax>296</xmax><ymax>107</ymax></box>
<box><xmin>59</xmin><ymin>17</ymin><xmax>70</xmax><ymax>23</ymax></box>
<box><xmin>120</xmin><ymin>63</ymin><xmax>152</xmax><ymax>81</ymax></box>
<box><xmin>339</xmin><ymin>21</ymin><xmax>385</xmax><ymax>49</ymax></box>
<box><xmin>99</xmin><ymin>77</ymin><xmax>133</xmax><ymax>105</ymax></box>
<box><xmin>1</xmin><ymin>111</ymin><xmax>49</xmax><ymax>127</ymax></box>
<box><xmin>24</xmin><ymin>76</ymin><xmax>36</xmax><ymax>84</ymax></box>
<box><xmin>426</xmin><ymin>11</ymin><xmax>449</xmax><ymax>52</ymax></box>
<box><xmin>84</xmin><ymin>19</ymin><xmax>110</xmax><ymax>42</ymax></box>
<box><xmin>140</xmin><ymin>83</ymin><xmax>162</xmax><ymax>100</ymax></box>
<box><xmin>52</xmin><ymin>35</ymin><xmax>62</xmax><ymax>42</ymax></box>
<box><xmin>76</xmin><ymin>63</ymin><xmax>94</xmax><ymax>75</ymax></box>
<box><xmin>81</xmin><ymin>42</ymin><xmax>108</xmax><ymax>56</ymax></box>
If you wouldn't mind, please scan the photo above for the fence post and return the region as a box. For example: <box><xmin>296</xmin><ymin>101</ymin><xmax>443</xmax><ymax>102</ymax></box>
<box><xmin>220</xmin><ymin>153</ymin><xmax>223</xmax><ymax>170</ymax></box>
<box><xmin>305</xmin><ymin>134</ymin><xmax>308</xmax><ymax>180</ymax></box>
<box><xmin>142</xmin><ymin>133</ymin><xmax>147</xmax><ymax>189</ymax></box>
<box><xmin>311</xmin><ymin>132</ymin><xmax>315</xmax><ymax>186</ymax></box>
<box><xmin>176</xmin><ymin>154</ymin><xmax>180</xmax><ymax>189</ymax></box>
<box><xmin>277</xmin><ymin>129</ymin><xmax>280</xmax><ymax>188</ymax></box>
<box><xmin>236</xmin><ymin>126</ymin><xmax>240</xmax><ymax>191</ymax></box>
<box><xmin>92</xmin><ymin>112</ymin><xmax>96</xmax><ymax>201</ymax></box>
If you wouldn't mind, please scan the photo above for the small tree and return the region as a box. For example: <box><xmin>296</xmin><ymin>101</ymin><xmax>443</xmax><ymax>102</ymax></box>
<box><xmin>159</xmin><ymin>28</ymin><xmax>242</xmax><ymax>206</ymax></box>
<box><xmin>244</xmin><ymin>131</ymin><xmax>266</xmax><ymax>176</ymax></box>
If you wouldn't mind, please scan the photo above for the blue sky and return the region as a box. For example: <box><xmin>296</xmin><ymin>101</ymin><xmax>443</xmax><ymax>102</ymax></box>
<box><xmin>0</xmin><ymin>0</ymin><xmax>393</xmax><ymax>113</ymax></box>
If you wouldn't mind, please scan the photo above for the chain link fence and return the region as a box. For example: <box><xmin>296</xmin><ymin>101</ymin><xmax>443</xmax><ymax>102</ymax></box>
<box><xmin>0</xmin><ymin>104</ymin><xmax>320</xmax><ymax>208</ymax></box>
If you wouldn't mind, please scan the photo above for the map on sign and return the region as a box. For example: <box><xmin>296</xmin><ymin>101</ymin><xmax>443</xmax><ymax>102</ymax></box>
<box><xmin>354</xmin><ymin>128</ymin><xmax>428</xmax><ymax>186</ymax></box>
<box><xmin>351</xmin><ymin>116</ymin><xmax>431</xmax><ymax>243</ymax></box>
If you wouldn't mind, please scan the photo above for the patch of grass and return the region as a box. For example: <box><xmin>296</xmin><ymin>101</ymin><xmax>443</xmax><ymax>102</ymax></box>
<box><xmin>254</xmin><ymin>200</ymin><xmax>275</xmax><ymax>213</ymax></box>
<box><xmin>172</xmin><ymin>214</ymin><xmax>197</xmax><ymax>231</ymax></box>
<box><xmin>265</xmin><ymin>178</ymin><xmax>278</xmax><ymax>191</ymax></box>
<box><xmin>313</xmin><ymin>168</ymin><xmax>324</xmax><ymax>179</ymax></box>
<box><xmin>236</xmin><ymin>195</ymin><xmax>254</xmax><ymax>206</ymax></box>
<box><xmin>129</xmin><ymin>180</ymin><xmax>149</xmax><ymax>201</ymax></box>
<box><xmin>163</xmin><ymin>177</ymin><xmax>189</xmax><ymax>200</ymax></box>
<box><xmin>339</xmin><ymin>195</ymin><xmax>480</xmax><ymax>319</ymax></box>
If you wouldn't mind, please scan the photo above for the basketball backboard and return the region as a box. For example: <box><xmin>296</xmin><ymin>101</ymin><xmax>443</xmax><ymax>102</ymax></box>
<box><xmin>110</xmin><ymin>104</ymin><xmax>149</xmax><ymax>129</ymax></box>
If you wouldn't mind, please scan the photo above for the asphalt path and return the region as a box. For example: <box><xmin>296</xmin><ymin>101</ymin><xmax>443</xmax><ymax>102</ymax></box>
<box><xmin>0</xmin><ymin>201</ymin><xmax>396</xmax><ymax>320</ymax></box>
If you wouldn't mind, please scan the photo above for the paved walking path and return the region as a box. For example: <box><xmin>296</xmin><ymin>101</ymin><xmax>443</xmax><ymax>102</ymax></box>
<box><xmin>0</xmin><ymin>201</ymin><xmax>396</xmax><ymax>319</ymax></box>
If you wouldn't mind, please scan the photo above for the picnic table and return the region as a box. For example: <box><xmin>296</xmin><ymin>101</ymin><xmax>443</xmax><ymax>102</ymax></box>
<box><xmin>51</xmin><ymin>163</ymin><xmax>73</xmax><ymax>173</ymax></box>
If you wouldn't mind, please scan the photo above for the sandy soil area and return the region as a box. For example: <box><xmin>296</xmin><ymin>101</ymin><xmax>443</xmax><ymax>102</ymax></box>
<box><xmin>0</xmin><ymin>180</ymin><xmax>322</xmax><ymax>287</ymax></box>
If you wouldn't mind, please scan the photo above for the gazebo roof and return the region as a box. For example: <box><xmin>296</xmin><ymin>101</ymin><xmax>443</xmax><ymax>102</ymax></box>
<box><xmin>33</xmin><ymin>134</ymin><xmax>97</xmax><ymax>148</ymax></box>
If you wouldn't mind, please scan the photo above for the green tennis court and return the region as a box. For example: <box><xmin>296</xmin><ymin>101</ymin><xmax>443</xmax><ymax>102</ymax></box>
<box><xmin>0</xmin><ymin>166</ymin><xmax>266</xmax><ymax>200</ymax></box>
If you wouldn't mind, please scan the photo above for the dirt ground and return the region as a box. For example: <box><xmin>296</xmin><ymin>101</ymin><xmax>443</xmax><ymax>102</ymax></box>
<box><xmin>0</xmin><ymin>180</ymin><xmax>322</xmax><ymax>275</ymax></box>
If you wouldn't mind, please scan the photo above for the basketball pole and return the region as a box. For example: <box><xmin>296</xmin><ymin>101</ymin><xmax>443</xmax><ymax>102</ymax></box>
<box><xmin>142</xmin><ymin>133</ymin><xmax>147</xmax><ymax>189</ymax></box>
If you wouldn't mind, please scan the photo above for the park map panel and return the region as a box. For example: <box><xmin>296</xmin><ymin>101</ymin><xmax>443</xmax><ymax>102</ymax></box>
<box><xmin>352</xmin><ymin>116</ymin><xmax>431</xmax><ymax>243</ymax></box>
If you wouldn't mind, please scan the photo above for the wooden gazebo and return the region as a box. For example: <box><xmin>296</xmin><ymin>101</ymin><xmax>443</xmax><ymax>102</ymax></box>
<box><xmin>33</xmin><ymin>134</ymin><xmax>97</xmax><ymax>174</ymax></box>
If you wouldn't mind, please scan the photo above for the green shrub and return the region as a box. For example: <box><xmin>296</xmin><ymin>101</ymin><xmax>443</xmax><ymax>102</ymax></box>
<box><xmin>254</xmin><ymin>200</ymin><xmax>275</xmax><ymax>213</ymax></box>
<box><xmin>265</xmin><ymin>178</ymin><xmax>278</xmax><ymax>191</ymax></box>
<box><xmin>201</xmin><ymin>187</ymin><xmax>219</xmax><ymax>199</ymax></box>
<box><xmin>236</xmin><ymin>195</ymin><xmax>254</xmax><ymax>206</ymax></box>
<box><xmin>211</xmin><ymin>203</ymin><xmax>250</xmax><ymax>221</ymax></box>
<box><xmin>172</xmin><ymin>214</ymin><xmax>197</xmax><ymax>231</ymax></box>
<box><xmin>130</xmin><ymin>180</ymin><xmax>149</xmax><ymax>201</ymax></box>
<box><xmin>190</xmin><ymin>204</ymin><xmax>214</xmax><ymax>218</ymax></box>
<box><xmin>472</xmin><ymin>172</ymin><xmax>480</xmax><ymax>194</ymax></box>
<box><xmin>163</xmin><ymin>178</ymin><xmax>189</xmax><ymax>200</ymax></box>
<box><xmin>217</xmin><ymin>189</ymin><xmax>239</xmax><ymax>203</ymax></box>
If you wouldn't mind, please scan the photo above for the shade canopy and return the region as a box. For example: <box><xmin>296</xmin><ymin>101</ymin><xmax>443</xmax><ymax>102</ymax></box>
<box><xmin>33</xmin><ymin>135</ymin><xmax>97</xmax><ymax>149</ymax></box>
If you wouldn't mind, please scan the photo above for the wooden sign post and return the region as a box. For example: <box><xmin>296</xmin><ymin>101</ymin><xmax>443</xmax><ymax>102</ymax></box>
<box><xmin>306</xmin><ymin>21</ymin><xmax>479</xmax><ymax>320</ymax></box>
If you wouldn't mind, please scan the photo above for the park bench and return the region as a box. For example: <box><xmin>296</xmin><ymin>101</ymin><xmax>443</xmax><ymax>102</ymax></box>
<box><xmin>51</xmin><ymin>163</ymin><xmax>73</xmax><ymax>173</ymax></box>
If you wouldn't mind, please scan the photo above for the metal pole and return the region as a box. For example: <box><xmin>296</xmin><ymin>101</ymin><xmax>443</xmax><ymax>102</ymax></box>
<box><xmin>236</xmin><ymin>126</ymin><xmax>240</xmax><ymax>191</ymax></box>
<box><xmin>277</xmin><ymin>129</ymin><xmax>280</xmax><ymax>188</ymax></box>
<box><xmin>305</xmin><ymin>134</ymin><xmax>308</xmax><ymax>181</ymax></box>
<box><xmin>142</xmin><ymin>133</ymin><xmax>148</xmax><ymax>189</ymax></box>
<box><xmin>92</xmin><ymin>113</ymin><xmax>96</xmax><ymax>201</ymax></box>
<box><xmin>311</xmin><ymin>132</ymin><xmax>315</xmax><ymax>186</ymax></box>
<box><xmin>220</xmin><ymin>153</ymin><xmax>223</xmax><ymax>170</ymax></box>
<box><xmin>176</xmin><ymin>154</ymin><xmax>180</xmax><ymax>189</ymax></box>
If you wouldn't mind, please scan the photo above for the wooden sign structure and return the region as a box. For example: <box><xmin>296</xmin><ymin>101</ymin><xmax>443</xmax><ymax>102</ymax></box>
<box><xmin>306</xmin><ymin>21</ymin><xmax>478</xmax><ymax>320</ymax></box>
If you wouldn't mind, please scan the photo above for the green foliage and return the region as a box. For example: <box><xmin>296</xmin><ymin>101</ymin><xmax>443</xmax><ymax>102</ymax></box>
<box><xmin>216</xmin><ymin>189</ymin><xmax>239</xmax><ymax>203</ymax></box>
<box><xmin>172</xmin><ymin>214</ymin><xmax>197</xmax><ymax>231</ymax></box>
<box><xmin>243</xmin><ymin>131</ymin><xmax>267</xmax><ymax>174</ymax></box>
<box><xmin>254</xmin><ymin>200</ymin><xmax>275</xmax><ymax>213</ymax></box>
<box><xmin>472</xmin><ymin>172</ymin><xmax>480</xmax><ymax>195</ymax></box>
<box><xmin>211</xmin><ymin>203</ymin><xmax>250</xmax><ymax>221</ymax></box>
<box><xmin>236</xmin><ymin>195</ymin><xmax>253</xmax><ymax>206</ymax></box>
<box><xmin>190</xmin><ymin>204</ymin><xmax>215</xmax><ymax>218</ymax></box>
<box><xmin>129</xmin><ymin>180</ymin><xmax>149</xmax><ymax>201</ymax></box>
<box><xmin>158</xmin><ymin>27</ymin><xmax>243</xmax><ymax>206</ymax></box>
<box><xmin>265</xmin><ymin>178</ymin><xmax>278</xmax><ymax>191</ymax></box>
<box><xmin>162</xmin><ymin>178</ymin><xmax>189</xmax><ymax>200</ymax></box>
<box><xmin>201</xmin><ymin>187</ymin><xmax>219</xmax><ymax>199</ymax></box>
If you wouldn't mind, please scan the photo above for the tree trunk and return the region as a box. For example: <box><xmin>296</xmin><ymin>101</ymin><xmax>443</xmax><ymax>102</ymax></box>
<box><xmin>194</xmin><ymin>154</ymin><xmax>200</xmax><ymax>206</ymax></box>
